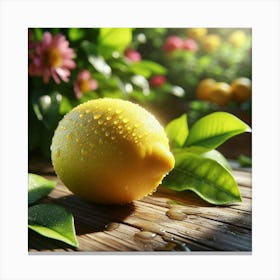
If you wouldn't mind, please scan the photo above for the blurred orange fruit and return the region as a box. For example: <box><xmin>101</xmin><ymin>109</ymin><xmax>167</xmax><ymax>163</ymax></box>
<box><xmin>231</xmin><ymin>77</ymin><xmax>252</xmax><ymax>103</ymax></box>
<box><xmin>208</xmin><ymin>82</ymin><xmax>232</xmax><ymax>106</ymax></box>
<box><xmin>187</xmin><ymin>28</ymin><xmax>207</xmax><ymax>40</ymax></box>
<box><xmin>196</xmin><ymin>78</ymin><xmax>216</xmax><ymax>101</ymax></box>
<box><xmin>202</xmin><ymin>34</ymin><xmax>221</xmax><ymax>53</ymax></box>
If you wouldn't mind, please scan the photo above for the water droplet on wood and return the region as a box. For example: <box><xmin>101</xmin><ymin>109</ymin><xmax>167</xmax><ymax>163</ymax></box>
<box><xmin>134</xmin><ymin>231</ymin><xmax>157</xmax><ymax>241</ymax></box>
<box><xmin>135</xmin><ymin>220</ymin><xmax>165</xmax><ymax>235</ymax></box>
<box><xmin>104</xmin><ymin>222</ymin><xmax>120</xmax><ymax>231</ymax></box>
<box><xmin>166</xmin><ymin>208</ymin><xmax>186</xmax><ymax>221</ymax></box>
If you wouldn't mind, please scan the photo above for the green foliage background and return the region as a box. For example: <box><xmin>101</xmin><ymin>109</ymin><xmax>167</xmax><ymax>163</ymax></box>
<box><xmin>28</xmin><ymin>28</ymin><xmax>252</xmax><ymax>159</ymax></box>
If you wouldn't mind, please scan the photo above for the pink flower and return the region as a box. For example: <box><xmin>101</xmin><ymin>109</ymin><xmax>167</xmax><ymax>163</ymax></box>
<box><xmin>149</xmin><ymin>75</ymin><xmax>166</xmax><ymax>87</ymax></box>
<box><xmin>163</xmin><ymin>36</ymin><xmax>183</xmax><ymax>52</ymax></box>
<box><xmin>182</xmin><ymin>38</ymin><xmax>198</xmax><ymax>52</ymax></box>
<box><xmin>28</xmin><ymin>32</ymin><xmax>76</xmax><ymax>84</ymax></box>
<box><xmin>74</xmin><ymin>70</ymin><xmax>98</xmax><ymax>99</ymax></box>
<box><xmin>124</xmin><ymin>48</ymin><xmax>142</xmax><ymax>62</ymax></box>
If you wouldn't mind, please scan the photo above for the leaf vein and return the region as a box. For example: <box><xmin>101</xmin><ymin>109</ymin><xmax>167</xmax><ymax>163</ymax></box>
<box><xmin>170</xmin><ymin>166</ymin><xmax>238</xmax><ymax>198</ymax></box>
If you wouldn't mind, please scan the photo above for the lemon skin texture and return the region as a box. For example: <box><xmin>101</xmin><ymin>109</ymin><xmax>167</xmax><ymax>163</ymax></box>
<box><xmin>51</xmin><ymin>98</ymin><xmax>175</xmax><ymax>204</ymax></box>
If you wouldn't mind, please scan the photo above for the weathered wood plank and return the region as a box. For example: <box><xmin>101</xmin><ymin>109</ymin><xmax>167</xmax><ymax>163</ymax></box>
<box><xmin>28</xmin><ymin>168</ymin><xmax>252</xmax><ymax>252</ymax></box>
<box><xmin>232</xmin><ymin>170</ymin><xmax>252</xmax><ymax>188</ymax></box>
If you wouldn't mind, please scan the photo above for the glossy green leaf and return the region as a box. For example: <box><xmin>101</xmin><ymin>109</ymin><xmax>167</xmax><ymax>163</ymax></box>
<box><xmin>28</xmin><ymin>204</ymin><xmax>78</xmax><ymax>247</ymax></box>
<box><xmin>163</xmin><ymin>152</ymin><xmax>241</xmax><ymax>205</ymax></box>
<box><xmin>237</xmin><ymin>154</ymin><xmax>252</xmax><ymax>167</ymax></box>
<box><xmin>59</xmin><ymin>96</ymin><xmax>73</xmax><ymax>115</ymax></box>
<box><xmin>81</xmin><ymin>40</ymin><xmax>97</xmax><ymax>56</ymax></box>
<box><xmin>129</xmin><ymin>60</ymin><xmax>167</xmax><ymax>78</ymax></box>
<box><xmin>165</xmin><ymin>114</ymin><xmax>188</xmax><ymax>148</ymax></box>
<box><xmin>98</xmin><ymin>28</ymin><xmax>132</xmax><ymax>54</ymax></box>
<box><xmin>28</xmin><ymin>174</ymin><xmax>56</xmax><ymax>205</ymax></box>
<box><xmin>200</xmin><ymin>150</ymin><xmax>232</xmax><ymax>171</ymax></box>
<box><xmin>32</xmin><ymin>90</ymin><xmax>63</xmax><ymax>130</ymax></box>
<box><xmin>185</xmin><ymin>112</ymin><xmax>251</xmax><ymax>152</ymax></box>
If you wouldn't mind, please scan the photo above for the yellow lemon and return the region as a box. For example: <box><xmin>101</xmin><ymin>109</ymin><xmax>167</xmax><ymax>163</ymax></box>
<box><xmin>228</xmin><ymin>30</ymin><xmax>247</xmax><ymax>48</ymax></box>
<box><xmin>196</xmin><ymin>78</ymin><xmax>216</xmax><ymax>101</ymax></box>
<box><xmin>51</xmin><ymin>98</ymin><xmax>175</xmax><ymax>204</ymax></box>
<box><xmin>187</xmin><ymin>28</ymin><xmax>207</xmax><ymax>40</ymax></box>
<box><xmin>202</xmin><ymin>34</ymin><xmax>221</xmax><ymax>53</ymax></box>
<box><xmin>231</xmin><ymin>77</ymin><xmax>252</xmax><ymax>103</ymax></box>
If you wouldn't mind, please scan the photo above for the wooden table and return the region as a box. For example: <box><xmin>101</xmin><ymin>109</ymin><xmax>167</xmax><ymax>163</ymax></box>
<box><xmin>28</xmin><ymin>158</ymin><xmax>252</xmax><ymax>252</ymax></box>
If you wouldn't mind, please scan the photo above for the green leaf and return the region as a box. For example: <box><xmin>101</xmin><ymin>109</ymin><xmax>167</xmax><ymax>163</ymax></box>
<box><xmin>200</xmin><ymin>150</ymin><xmax>232</xmax><ymax>171</ymax></box>
<box><xmin>163</xmin><ymin>152</ymin><xmax>241</xmax><ymax>205</ymax></box>
<box><xmin>185</xmin><ymin>112</ymin><xmax>251</xmax><ymax>152</ymax></box>
<box><xmin>28</xmin><ymin>174</ymin><xmax>56</xmax><ymax>205</ymax></box>
<box><xmin>80</xmin><ymin>91</ymin><xmax>99</xmax><ymax>103</ymax></box>
<box><xmin>165</xmin><ymin>114</ymin><xmax>189</xmax><ymax>148</ymax></box>
<box><xmin>68</xmin><ymin>28</ymin><xmax>85</xmax><ymax>41</ymax></box>
<box><xmin>98</xmin><ymin>28</ymin><xmax>132</xmax><ymax>55</ymax></box>
<box><xmin>28</xmin><ymin>204</ymin><xmax>78</xmax><ymax>247</ymax></box>
<box><xmin>59</xmin><ymin>96</ymin><xmax>73</xmax><ymax>115</ymax></box>
<box><xmin>81</xmin><ymin>40</ymin><xmax>98</xmax><ymax>56</ymax></box>
<box><xmin>237</xmin><ymin>154</ymin><xmax>252</xmax><ymax>167</ymax></box>
<box><xmin>28</xmin><ymin>106</ymin><xmax>41</xmax><ymax>152</ymax></box>
<box><xmin>129</xmin><ymin>60</ymin><xmax>167</xmax><ymax>78</ymax></box>
<box><xmin>32</xmin><ymin>90</ymin><xmax>63</xmax><ymax>130</ymax></box>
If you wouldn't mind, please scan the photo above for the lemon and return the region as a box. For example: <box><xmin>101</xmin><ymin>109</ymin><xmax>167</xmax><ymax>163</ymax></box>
<box><xmin>51</xmin><ymin>98</ymin><xmax>175</xmax><ymax>204</ymax></box>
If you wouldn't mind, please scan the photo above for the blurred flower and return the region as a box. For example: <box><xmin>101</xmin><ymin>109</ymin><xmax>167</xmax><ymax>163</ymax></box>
<box><xmin>202</xmin><ymin>34</ymin><xmax>221</xmax><ymax>53</ymax></box>
<box><xmin>28</xmin><ymin>32</ymin><xmax>76</xmax><ymax>84</ymax></box>
<box><xmin>182</xmin><ymin>38</ymin><xmax>198</xmax><ymax>52</ymax></box>
<box><xmin>228</xmin><ymin>30</ymin><xmax>247</xmax><ymax>48</ymax></box>
<box><xmin>124</xmin><ymin>48</ymin><xmax>142</xmax><ymax>62</ymax></box>
<box><xmin>149</xmin><ymin>75</ymin><xmax>166</xmax><ymax>87</ymax></box>
<box><xmin>187</xmin><ymin>28</ymin><xmax>207</xmax><ymax>40</ymax></box>
<box><xmin>163</xmin><ymin>36</ymin><xmax>183</xmax><ymax>52</ymax></box>
<box><xmin>74</xmin><ymin>70</ymin><xmax>98</xmax><ymax>99</ymax></box>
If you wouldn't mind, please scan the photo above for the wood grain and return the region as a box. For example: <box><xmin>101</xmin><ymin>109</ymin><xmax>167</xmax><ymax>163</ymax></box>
<box><xmin>28</xmin><ymin>163</ymin><xmax>252</xmax><ymax>252</ymax></box>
